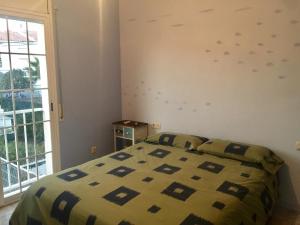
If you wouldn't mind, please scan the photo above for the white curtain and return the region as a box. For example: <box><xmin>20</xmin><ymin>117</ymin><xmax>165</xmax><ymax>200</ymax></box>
<box><xmin>0</xmin><ymin>0</ymin><xmax>49</xmax><ymax>14</ymax></box>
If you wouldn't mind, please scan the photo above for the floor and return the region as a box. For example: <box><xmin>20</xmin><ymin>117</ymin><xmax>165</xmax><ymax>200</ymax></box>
<box><xmin>0</xmin><ymin>203</ymin><xmax>299</xmax><ymax>225</ymax></box>
<box><xmin>0</xmin><ymin>203</ymin><xmax>17</xmax><ymax>225</ymax></box>
<box><xmin>269</xmin><ymin>207</ymin><xmax>300</xmax><ymax>225</ymax></box>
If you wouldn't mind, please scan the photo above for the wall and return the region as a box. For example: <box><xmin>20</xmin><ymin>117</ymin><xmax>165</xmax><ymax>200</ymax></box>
<box><xmin>0</xmin><ymin>0</ymin><xmax>48</xmax><ymax>14</ymax></box>
<box><xmin>53</xmin><ymin>0</ymin><xmax>121</xmax><ymax>169</ymax></box>
<box><xmin>119</xmin><ymin>0</ymin><xmax>300</xmax><ymax>210</ymax></box>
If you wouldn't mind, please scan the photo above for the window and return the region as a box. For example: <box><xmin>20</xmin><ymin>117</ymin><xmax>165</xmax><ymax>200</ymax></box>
<box><xmin>0</xmin><ymin>11</ymin><xmax>59</xmax><ymax>206</ymax></box>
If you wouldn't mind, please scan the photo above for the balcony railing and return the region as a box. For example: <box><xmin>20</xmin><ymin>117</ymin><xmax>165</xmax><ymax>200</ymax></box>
<box><xmin>0</xmin><ymin>108</ymin><xmax>46</xmax><ymax>197</ymax></box>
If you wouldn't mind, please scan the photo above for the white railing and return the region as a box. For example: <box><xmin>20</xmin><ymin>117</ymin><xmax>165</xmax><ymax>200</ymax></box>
<box><xmin>0</xmin><ymin>108</ymin><xmax>43</xmax><ymax>195</ymax></box>
<box><xmin>1</xmin><ymin>157</ymin><xmax>38</xmax><ymax>191</ymax></box>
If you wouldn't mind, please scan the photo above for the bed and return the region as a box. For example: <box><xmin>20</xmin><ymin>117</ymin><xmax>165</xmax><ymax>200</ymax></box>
<box><xmin>10</xmin><ymin>133</ymin><xmax>283</xmax><ymax>225</ymax></box>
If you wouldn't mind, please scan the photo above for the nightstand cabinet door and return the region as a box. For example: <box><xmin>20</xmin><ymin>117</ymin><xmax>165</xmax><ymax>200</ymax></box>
<box><xmin>116</xmin><ymin>137</ymin><xmax>133</xmax><ymax>151</ymax></box>
<box><xmin>124</xmin><ymin>127</ymin><xmax>133</xmax><ymax>139</ymax></box>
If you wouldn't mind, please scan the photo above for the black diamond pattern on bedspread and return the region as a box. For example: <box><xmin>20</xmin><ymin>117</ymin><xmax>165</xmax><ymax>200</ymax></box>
<box><xmin>35</xmin><ymin>187</ymin><xmax>46</xmax><ymax>198</ymax></box>
<box><xmin>217</xmin><ymin>181</ymin><xmax>249</xmax><ymax>200</ymax></box>
<box><xmin>86</xmin><ymin>215</ymin><xmax>97</xmax><ymax>225</ymax></box>
<box><xmin>57</xmin><ymin>169</ymin><xmax>87</xmax><ymax>182</ymax></box>
<box><xmin>107</xmin><ymin>166</ymin><xmax>135</xmax><ymax>177</ymax></box>
<box><xmin>225</xmin><ymin>143</ymin><xmax>249</xmax><ymax>156</ymax></box>
<box><xmin>103</xmin><ymin>186</ymin><xmax>140</xmax><ymax>206</ymax></box>
<box><xmin>158</xmin><ymin>134</ymin><xmax>176</xmax><ymax>146</ymax></box>
<box><xmin>148</xmin><ymin>148</ymin><xmax>171</xmax><ymax>158</ymax></box>
<box><xmin>198</xmin><ymin>161</ymin><xmax>224</xmax><ymax>174</ymax></box>
<box><xmin>162</xmin><ymin>182</ymin><xmax>196</xmax><ymax>201</ymax></box>
<box><xmin>261</xmin><ymin>188</ymin><xmax>273</xmax><ymax>214</ymax></box>
<box><xmin>119</xmin><ymin>221</ymin><xmax>133</xmax><ymax>225</ymax></box>
<box><xmin>110</xmin><ymin>152</ymin><xmax>133</xmax><ymax>161</ymax></box>
<box><xmin>180</xmin><ymin>214</ymin><xmax>214</xmax><ymax>225</ymax></box>
<box><xmin>154</xmin><ymin>164</ymin><xmax>181</xmax><ymax>175</ymax></box>
<box><xmin>51</xmin><ymin>191</ymin><xmax>80</xmax><ymax>225</ymax></box>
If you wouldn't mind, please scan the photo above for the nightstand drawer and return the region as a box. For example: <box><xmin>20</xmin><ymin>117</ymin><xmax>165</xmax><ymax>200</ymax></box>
<box><xmin>115</xmin><ymin>126</ymin><xmax>124</xmax><ymax>136</ymax></box>
<box><xmin>124</xmin><ymin>127</ymin><xmax>133</xmax><ymax>139</ymax></box>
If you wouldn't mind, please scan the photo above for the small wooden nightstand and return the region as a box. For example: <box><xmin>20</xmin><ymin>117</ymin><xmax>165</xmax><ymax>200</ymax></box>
<box><xmin>113</xmin><ymin>120</ymin><xmax>148</xmax><ymax>151</ymax></box>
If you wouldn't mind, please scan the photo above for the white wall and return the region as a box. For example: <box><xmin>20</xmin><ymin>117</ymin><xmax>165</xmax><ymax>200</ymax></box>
<box><xmin>53</xmin><ymin>0</ymin><xmax>121</xmax><ymax>169</ymax></box>
<box><xmin>119</xmin><ymin>0</ymin><xmax>300</xmax><ymax>210</ymax></box>
<box><xmin>0</xmin><ymin>0</ymin><xmax>48</xmax><ymax>14</ymax></box>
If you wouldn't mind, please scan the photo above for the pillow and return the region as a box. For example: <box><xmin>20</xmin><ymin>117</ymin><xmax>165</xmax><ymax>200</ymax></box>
<box><xmin>197</xmin><ymin>139</ymin><xmax>284</xmax><ymax>174</ymax></box>
<box><xmin>145</xmin><ymin>132</ymin><xmax>208</xmax><ymax>150</ymax></box>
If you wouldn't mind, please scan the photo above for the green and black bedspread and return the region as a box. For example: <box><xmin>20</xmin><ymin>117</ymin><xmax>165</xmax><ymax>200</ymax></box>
<box><xmin>10</xmin><ymin>142</ymin><xmax>279</xmax><ymax>225</ymax></box>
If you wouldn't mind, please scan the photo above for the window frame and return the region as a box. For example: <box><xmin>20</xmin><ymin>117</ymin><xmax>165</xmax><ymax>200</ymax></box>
<box><xmin>0</xmin><ymin>1</ymin><xmax>61</xmax><ymax>206</ymax></box>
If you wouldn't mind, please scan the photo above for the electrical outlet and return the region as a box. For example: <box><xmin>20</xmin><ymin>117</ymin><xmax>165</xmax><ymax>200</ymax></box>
<box><xmin>151</xmin><ymin>123</ymin><xmax>161</xmax><ymax>129</ymax></box>
<box><xmin>296</xmin><ymin>141</ymin><xmax>300</xmax><ymax>151</ymax></box>
<box><xmin>90</xmin><ymin>146</ymin><xmax>97</xmax><ymax>155</ymax></box>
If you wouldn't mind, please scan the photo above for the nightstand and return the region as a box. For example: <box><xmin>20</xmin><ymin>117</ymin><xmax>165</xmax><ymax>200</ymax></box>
<box><xmin>113</xmin><ymin>120</ymin><xmax>148</xmax><ymax>151</ymax></box>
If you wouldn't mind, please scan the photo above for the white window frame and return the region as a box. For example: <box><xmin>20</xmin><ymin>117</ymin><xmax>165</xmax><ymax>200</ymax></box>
<box><xmin>0</xmin><ymin>1</ymin><xmax>61</xmax><ymax>206</ymax></box>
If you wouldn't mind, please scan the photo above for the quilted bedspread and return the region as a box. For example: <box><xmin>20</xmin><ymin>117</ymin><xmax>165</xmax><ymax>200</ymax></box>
<box><xmin>10</xmin><ymin>142</ymin><xmax>278</xmax><ymax>225</ymax></box>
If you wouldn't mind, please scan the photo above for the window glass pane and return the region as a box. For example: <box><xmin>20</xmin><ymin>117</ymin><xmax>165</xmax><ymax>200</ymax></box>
<box><xmin>0</xmin><ymin>18</ymin><xmax>9</xmax><ymax>53</ymax></box>
<box><xmin>14</xmin><ymin>90</ymin><xmax>32</xmax><ymax>126</ymax></box>
<box><xmin>34</xmin><ymin>89</ymin><xmax>50</xmax><ymax>122</ymax></box>
<box><xmin>14</xmin><ymin>90</ymin><xmax>32</xmax><ymax>110</ymax></box>
<box><xmin>25</xmin><ymin>111</ymin><xmax>33</xmax><ymax>125</ymax></box>
<box><xmin>37</xmin><ymin>152</ymin><xmax>53</xmax><ymax>178</ymax></box>
<box><xmin>0</xmin><ymin>129</ymin><xmax>6</xmax><ymax>159</ymax></box>
<box><xmin>0</xmin><ymin>92</ymin><xmax>14</xmax><ymax>127</ymax></box>
<box><xmin>8</xmin><ymin>132</ymin><xmax>16</xmax><ymax>162</ymax></box>
<box><xmin>20</xmin><ymin>156</ymin><xmax>37</xmax><ymax>190</ymax></box>
<box><xmin>31</xmin><ymin>56</ymin><xmax>48</xmax><ymax>89</ymax></box>
<box><xmin>15</xmin><ymin>108</ymin><xmax>33</xmax><ymax>127</ymax></box>
<box><xmin>0</xmin><ymin>127</ymin><xmax>15</xmax><ymax>161</ymax></box>
<box><xmin>8</xmin><ymin>19</ymin><xmax>28</xmax><ymax>54</ymax></box>
<box><xmin>35</xmin><ymin>121</ymin><xmax>51</xmax><ymax>155</ymax></box>
<box><xmin>17</xmin><ymin>125</ymin><xmax>35</xmax><ymax>159</ymax></box>
<box><xmin>27</xmin><ymin>125</ymin><xmax>35</xmax><ymax>158</ymax></box>
<box><xmin>0</xmin><ymin>54</ymin><xmax>11</xmax><ymax>91</ymax></box>
<box><xmin>28</xmin><ymin>22</ymin><xmax>45</xmax><ymax>55</ymax></box>
<box><xmin>11</xmin><ymin>54</ymin><xmax>30</xmax><ymax>89</ymax></box>
<box><xmin>2</xmin><ymin>161</ymin><xmax>21</xmax><ymax>197</ymax></box>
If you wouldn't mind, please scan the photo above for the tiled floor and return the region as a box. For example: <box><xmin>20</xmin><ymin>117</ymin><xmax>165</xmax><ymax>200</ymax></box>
<box><xmin>0</xmin><ymin>203</ymin><xmax>17</xmax><ymax>225</ymax></box>
<box><xmin>0</xmin><ymin>203</ymin><xmax>299</xmax><ymax>225</ymax></box>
